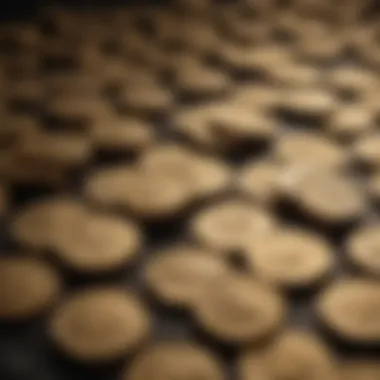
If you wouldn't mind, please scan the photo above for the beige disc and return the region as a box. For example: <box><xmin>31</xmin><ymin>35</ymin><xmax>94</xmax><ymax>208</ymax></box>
<box><xmin>50</xmin><ymin>288</ymin><xmax>151</xmax><ymax>362</ymax></box>
<box><xmin>91</xmin><ymin>117</ymin><xmax>155</xmax><ymax>153</ymax></box>
<box><xmin>346</xmin><ymin>224</ymin><xmax>380</xmax><ymax>275</ymax></box>
<box><xmin>277</xmin><ymin>88</ymin><xmax>336</xmax><ymax>117</ymax></box>
<box><xmin>140</xmin><ymin>145</ymin><xmax>231</xmax><ymax>201</ymax></box>
<box><xmin>17</xmin><ymin>131</ymin><xmax>92</xmax><ymax>169</ymax></box>
<box><xmin>84</xmin><ymin>165</ymin><xmax>135</xmax><ymax>208</ymax></box>
<box><xmin>0</xmin><ymin>257</ymin><xmax>61</xmax><ymax>320</ymax></box>
<box><xmin>120</xmin><ymin>82</ymin><xmax>173</xmax><ymax>114</ymax></box>
<box><xmin>190</xmin><ymin>198</ymin><xmax>276</xmax><ymax>253</ymax></box>
<box><xmin>10</xmin><ymin>197</ymin><xmax>86</xmax><ymax>250</ymax></box>
<box><xmin>316</xmin><ymin>278</ymin><xmax>380</xmax><ymax>342</ymax></box>
<box><xmin>124</xmin><ymin>341</ymin><xmax>225</xmax><ymax>380</ymax></box>
<box><xmin>327</xmin><ymin>65</ymin><xmax>377</xmax><ymax>94</ymax></box>
<box><xmin>275</xmin><ymin>132</ymin><xmax>347</xmax><ymax>170</ymax></box>
<box><xmin>54</xmin><ymin>211</ymin><xmax>141</xmax><ymax>273</ymax></box>
<box><xmin>144</xmin><ymin>245</ymin><xmax>227</xmax><ymax>308</ymax></box>
<box><xmin>295</xmin><ymin>172</ymin><xmax>365</xmax><ymax>225</ymax></box>
<box><xmin>193</xmin><ymin>273</ymin><xmax>285</xmax><ymax>344</ymax></box>
<box><xmin>175</xmin><ymin>60</ymin><xmax>230</xmax><ymax>96</ymax></box>
<box><xmin>238</xmin><ymin>330</ymin><xmax>338</xmax><ymax>380</ymax></box>
<box><xmin>327</xmin><ymin>105</ymin><xmax>374</xmax><ymax>140</ymax></box>
<box><xmin>248</xmin><ymin>228</ymin><xmax>334</xmax><ymax>288</ymax></box>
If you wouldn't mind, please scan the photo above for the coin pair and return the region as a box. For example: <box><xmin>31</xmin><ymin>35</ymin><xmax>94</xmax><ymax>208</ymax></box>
<box><xmin>11</xmin><ymin>197</ymin><xmax>141</xmax><ymax>274</ymax></box>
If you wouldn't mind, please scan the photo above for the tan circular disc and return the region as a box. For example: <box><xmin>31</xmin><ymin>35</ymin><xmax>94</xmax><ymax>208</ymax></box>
<box><xmin>316</xmin><ymin>278</ymin><xmax>380</xmax><ymax>342</ymax></box>
<box><xmin>84</xmin><ymin>165</ymin><xmax>135</xmax><ymax>208</ymax></box>
<box><xmin>144</xmin><ymin>245</ymin><xmax>227</xmax><ymax>308</ymax></box>
<box><xmin>86</xmin><ymin>165</ymin><xmax>193</xmax><ymax>219</ymax></box>
<box><xmin>91</xmin><ymin>117</ymin><xmax>155</xmax><ymax>153</ymax></box>
<box><xmin>275</xmin><ymin>132</ymin><xmax>347</xmax><ymax>170</ymax></box>
<box><xmin>352</xmin><ymin>133</ymin><xmax>380</xmax><ymax>169</ymax></box>
<box><xmin>120</xmin><ymin>83</ymin><xmax>173</xmax><ymax>114</ymax></box>
<box><xmin>327</xmin><ymin>65</ymin><xmax>377</xmax><ymax>94</ymax></box>
<box><xmin>175</xmin><ymin>61</ymin><xmax>230</xmax><ymax>96</ymax></box>
<box><xmin>238</xmin><ymin>330</ymin><xmax>338</xmax><ymax>380</ymax></box>
<box><xmin>207</xmin><ymin>104</ymin><xmax>277</xmax><ymax>144</ymax></box>
<box><xmin>268</xmin><ymin>61</ymin><xmax>321</xmax><ymax>87</ymax></box>
<box><xmin>18</xmin><ymin>131</ymin><xmax>92</xmax><ymax>169</ymax></box>
<box><xmin>295</xmin><ymin>172</ymin><xmax>365</xmax><ymax>225</ymax></box>
<box><xmin>278</xmin><ymin>87</ymin><xmax>336</xmax><ymax>117</ymax></box>
<box><xmin>124</xmin><ymin>341</ymin><xmax>225</xmax><ymax>380</ymax></box>
<box><xmin>230</xmin><ymin>85</ymin><xmax>280</xmax><ymax>110</ymax></box>
<box><xmin>327</xmin><ymin>105</ymin><xmax>374</xmax><ymax>140</ymax></box>
<box><xmin>50</xmin><ymin>288</ymin><xmax>151</xmax><ymax>362</ymax></box>
<box><xmin>193</xmin><ymin>273</ymin><xmax>285</xmax><ymax>344</ymax></box>
<box><xmin>297</xmin><ymin>34</ymin><xmax>344</xmax><ymax>62</ymax></box>
<box><xmin>346</xmin><ymin>224</ymin><xmax>380</xmax><ymax>276</ymax></box>
<box><xmin>190</xmin><ymin>198</ymin><xmax>276</xmax><ymax>253</ymax></box>
<box><xmin>140</xmin><ymin>145</ymin><xmax>231</xmax><ymax>201</ymax></box>
<box><xmin>120</xmin><ymin>170</ymin><xmax>193</xmax><ymax>220</ymax></box>
<box><xmin>237</xmin><ymin>160</ymin><xmax>281</xmax><ymax>206</ymax></box>
<box><xmin>340</xmin><ymin>361</ymin><xmax>380</xmax><ymax>380</ymax></box>
<box><xmin>10</xmin><ymin>197</ymin><xmax>86</xmax><ymax>250</ymax></box>
<box><xmin>0</xmin><ymin>257</ymin><xmax>61</xmax><ymax>320</ymax></box>
<box><xmin>248</xmin><ymin>228</ymin><xmax>334</xmax><ymax>288</ymax></box>
<box><xmin>47</xmin><ymin>95</ymin><xmax>111</xmax><ymax>128</ymax></box>
<box><xmin>54</xmin><ymin>211</ymin><xmax>141</xmax><ymax>273</ymax></box>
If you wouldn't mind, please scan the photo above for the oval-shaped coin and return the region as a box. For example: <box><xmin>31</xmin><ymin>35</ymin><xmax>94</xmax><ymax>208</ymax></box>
<box><xmin>193</xmin><ymin>273</ymin><xmax>285</xmax><ymax>344</ymax></box>
<box><xmin>124</xmin><ymin>341</ymin><xmax>225</xmax><ymax>380</ymax></box>
<box><xmin>144</xmin><ymin>245</ymin><xmax>227</xmax><ymax>308</ymax></box>
<box><xmin>0</xmin><ymin>256</ymin><xmax>61</xmax><ymax>320</ymax></box>
<box><xmin>50</xmin><ymin>288</ymin><xmax>151</xmax><ymax>362</ymax></box>
<box><xmin>316</xmin><ymin>278</ymin><xmax>380</xmax><ymax>343</ymax></box>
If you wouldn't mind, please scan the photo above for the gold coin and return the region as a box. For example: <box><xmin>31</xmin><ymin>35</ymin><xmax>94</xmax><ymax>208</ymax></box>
<box><xmin>296</xmin><ymin>172</ymin><xmax>365</xmax><ymax>225</ymax></box>
<box><xmin>140</xmin><ymin>145</ymin><xmax>231</xmax><ymax>201</ymax></box>
<box><xmin>175</xmin><ymin>59</ymin><xmax>230</xmax><ymax>96</ymax></box>
<box><xmin>193</xmin><ymin>273</ymin><xmax>285</xmax><ymax>344</ymax></box>
<box><xmin>316</xmin><ymin>278</ymin><xmax>380</xmax><ymax>343</ymax></box>
<box><xmin>275</xmin><ymin>132</ymin><xmax>347</xmax><ymax>170</ymax></box>
<box><xmin>238</xmin><ymin>330</ymin><xmax>338</xmax><ymax>380</ymax></box>
<box><xmin>54</xmin><ymin>211</ymin><xmax>141</xmax><ymax>274</ymax></box>
<box><xmin>120</xmin><ymin>82</ymin><xmax>173</xmax><ymax>114</ymax></box>
<box><xmin>11</xmin><ymin>197</ymin><xmax>86</xmax><ymax>250</ymax></box>
<box><xmin>85</xmin><ymin>165</ymin><xmax>193</xmax><ymax>219</ymax></box>
<box><xmin>17</xmin><ymin>131</ymin><xmax>92</xmax><ymax>169</ymax></box>
<box><xmin>0</xmin><ymin>257</ymin><xmax>61</xmax><ymax>320</ymax></box>
<box><xmin>248</xmin><ymin>228</ymin><xmax>334</xmax><ymax>288</ymax></box>
<box><xmin>190</xmin><ymin>198</ymin><xmax>276</xmax><ymax>253</ymax></box>
<box><xmin>144</xmin><ymin>245</ymin><xmax>227</xmax><ymax>308</ymax></box>
<box><xmin>124</xmin><ymin>341</ymin><xmax>225</xmax><ymax>380</ymax></box>
<box><xmin>327</xmin><ymin>105</ymin><xmax>374</xmax><ymax>140</ymax></box>
<box><xmin>277</xmin><ymin>88</ymin><xmax>336</xmax><ymax>117</ymax></box>
<box><xmin>91</xmin><ymin>117</ymin><xmax>155</xmax><ymax>154</ymax></box>
<box><xmin>50</xmin><ymin>288</ymin><xmax>151</xmax><ymax>362</ymax></box>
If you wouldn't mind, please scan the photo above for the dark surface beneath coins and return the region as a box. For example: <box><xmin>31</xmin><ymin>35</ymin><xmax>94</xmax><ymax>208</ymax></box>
<box><xmin>2</xmin><ymin>1</ymin><xmax>380</xmax><ymax>380</ymax></box>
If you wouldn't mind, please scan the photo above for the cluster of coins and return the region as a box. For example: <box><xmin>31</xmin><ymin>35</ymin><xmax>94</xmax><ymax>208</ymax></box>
<box><xmin>2</xmin><ymin>0</ymin><xmax>380</xmax><ymax>379</ymax></box>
